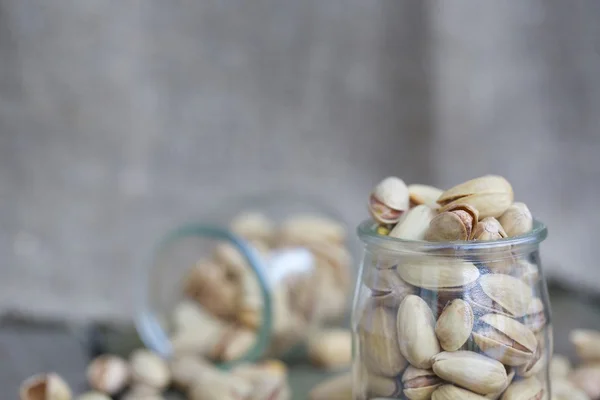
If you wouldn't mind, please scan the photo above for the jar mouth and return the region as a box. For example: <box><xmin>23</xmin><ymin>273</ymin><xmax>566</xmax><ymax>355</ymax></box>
<box><xmin>357</xmin><ymin>219</ymin><xmax>547</xmax><ymax>253</ymax></box>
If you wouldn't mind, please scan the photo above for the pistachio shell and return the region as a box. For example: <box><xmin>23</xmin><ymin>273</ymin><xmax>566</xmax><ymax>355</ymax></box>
<box><xmin>477</xmin><ymin>274</ymin><xmax>533</xmax><ymax>318</ymax></box>
<box><xmin>432</xmin><ymin>351</ymin><xmax>508</xmax><ymax>395</ymax></box>
<box><xmin>432</xmin><ymin>385</ymin><xmax>489</xmax><ymax>400</ymax></box>
<box><xmin>498</xmin><ymin>202</ymin><xmax>533</xmax><ymax>237</ymax></box>
<box><xmin>473</xmin><ymin>313</ymin><xmax>537</xmax><ymax>366</ymax></box>
<box><xmin>359</xmin><ymin>304</ymin><xmax>407</xmax><ymax>377</ymax></box>
<box><xmin>486</xmin><ymin>368</ymin><xmax>515</xmax><ymax>400</ymax></box>
<box><xmin>514</xmin><ymin>260</ymin><xmax>540</xmax><ymax>285</ymax></box>
<box><xmin>570</xmin><ymin>329</ymin><xmax>600</xmax><ymax>362</ymax></box>
<box><xmin>389</xmin><ymin>205</ymin><xmax>437</xmax><ymax>240</ymax></box>
<box><xmin>425</xmin><ymin>211</ymin><xmax>470</xmax><ymax>241</ymax></box>
<box><xmin>367</xmin><ymin>373</ymin><xmax>401</xmax><ymax>397</ymax></box>
<box><xmin>500</xmin><ymin>376</ymin><xmax>543</xmax><ymax>400</ymax></box>
<box><xmin>409</xmin><ymin>184</ymin><xmax>444</xmax><ymax>207</ymax></box>
<box><xmin>363</xmin><ymin>267</ymin><xmax>415</xmax><ymax>307</ymax></box>
<box><xmin>440</xmin><ymin>192</ymin><xmax>514</xmax><ymax>219</ymax></box>
<box><xmin>373</xmin><ymin>176</ymin><xmax>410</xmax><ymax>211</ymax></box>
<box><xmin>521</xmin><ymin>298</ymin><xmax>546</xmax><ymax>333</ymax></box>
<box><xmin>470</xmin><ymin>217</ymin><xmax>507</xmax><ymax>241</ymax></box>
<box><xmin>435</xmin><ymin>299</ymin><xmax>474</xmax><ymax>351</ymax></box>
<box><xmin>438</xmin><ymin>175</ymin><xmax>513</xmax><ymax>207</ymax></box>
<box><xmin>397</xmin><ymin>295</ymin><xmax>441</xmax><ymax>369</ymax></box>
<box><xmin>517</xmin><ymin>335</ymin><xmax>546</xmax><ymax>378</ymax></box>
<box><xmin>397</xmin><ymin>258</ymin><xmax>480</xmax><ymax>291</ymax></box>
<box><xmin>402</xmin><ymin>366</ymin><xmax>443</xmax><ymax>400</ymax></box>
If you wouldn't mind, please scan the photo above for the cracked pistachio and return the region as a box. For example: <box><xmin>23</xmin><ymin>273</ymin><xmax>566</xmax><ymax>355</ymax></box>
<box><xmin>397</xmin><ymin>295</ymin><xmax>441</xmax><ymax>369</ymax></box>
<box><xmin>409</xmin><ymin>184</ymin><xmax>444</xmax><ymax>208</ymax></box>
<box><xmin>498</xmin><ymin>202</ymin><xmax>533</xmax><ymax>237</ymax></box>
<box><xmin>467</xmin><ymin>274</ymin><xmax>533</xmax><ymax>318</ymax></box>
<box><xmin>402</xmin><ymin>366</ymin><xmax>443</xmax><ymax>400</ymax></box>
<box><xmin>369</xmin><ymin>177</ymin><xmax>410</xmax><ymax>224</ymax></box>
<box><xmin>470</xmin><ymin>217</ymin><xmax>506</xmax><ymax>241</ymax></box>
<box><xmin>425</xmin><ymin>204</ymin><xmax>479</xmax><ymax>241</ymax></box>
<box><xmin>86</xmin><ymin>354</ymin><xmax>129</xmax><ymax>395</ymax></box>
<box><xmin>20</xmin><ymin>373</ymin><xmax>72</xmax><ymax>400</ymax></box>
<box><xmin>435</xmin><ymin>299</ymin><xmax>474</xmax><ymax>352</ymax></box>
<box><xmin>437</xmin><ymin>175</ymin><xmax>514</xmax><ymax>218</ymax></box>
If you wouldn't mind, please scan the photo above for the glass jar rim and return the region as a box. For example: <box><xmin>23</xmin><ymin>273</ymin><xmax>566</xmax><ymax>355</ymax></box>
<box><xmin>357</xmin><ymin>218</ymin><xmax>547</xmax><ymax>252</ymax></box>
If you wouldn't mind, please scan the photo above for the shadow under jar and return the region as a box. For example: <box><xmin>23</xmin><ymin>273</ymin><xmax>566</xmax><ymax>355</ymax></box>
<box><xmin>351</xmin><ymin>219</ymin><xmax>551</xmax><ymax>400</ymax></box>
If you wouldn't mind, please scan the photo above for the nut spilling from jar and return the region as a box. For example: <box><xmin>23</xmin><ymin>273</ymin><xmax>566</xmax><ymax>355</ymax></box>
<box><xmin>355</xmin><ymin>174</ymin><xmax>549</xmax><ymax>400</ymax></box>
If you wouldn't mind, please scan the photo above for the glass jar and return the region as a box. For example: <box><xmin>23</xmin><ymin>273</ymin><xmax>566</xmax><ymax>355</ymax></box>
<box><xmin>351</xmin><ymin>219</ymin><xmax>551</xmax><ymax>399</ymax></box>
<box><xmin>134</xmin><ymin>189</ymin><xmax>356</xmax><ymax>369</ymax></box>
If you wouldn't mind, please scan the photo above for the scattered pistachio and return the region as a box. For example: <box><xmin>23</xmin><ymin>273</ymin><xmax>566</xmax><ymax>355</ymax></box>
<box><xmin>19</xmin><ymin>373</ymin><xmax>72</xmax><ymax>400</ymax></box>
<box><xmin>86</xmin><ymin>354</ymin><xmax>129</xmax><ymax>395</ymax></box>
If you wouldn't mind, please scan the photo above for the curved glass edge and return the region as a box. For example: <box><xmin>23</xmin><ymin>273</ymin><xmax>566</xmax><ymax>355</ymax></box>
<box><xmin>133</xmin><ymin>223</ymin><xmax>273</xmax><ymax>370</ymax></box>
<box><xmin>357</xmin><ymin>218</ymin><xmax>548</xmax><ymax>252</ymax></box>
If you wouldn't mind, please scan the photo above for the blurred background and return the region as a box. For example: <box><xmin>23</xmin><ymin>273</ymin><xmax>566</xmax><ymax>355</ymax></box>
<box><xmin>1</xmin><ymin>0</ymin><xmax>600</xmax><ymax>397</ymax></box>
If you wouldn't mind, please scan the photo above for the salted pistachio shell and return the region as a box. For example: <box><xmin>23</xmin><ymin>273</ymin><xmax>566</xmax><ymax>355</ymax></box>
<box><xmin>363</xmin><ymin>267</ymin><xmax>415</xmax><ymax>307</ymax></box>
<box><xmin>476</xmin><ymin>274</ymin><xmax>533</xmax><ymax>318</ymax></box>
<box><xmin>570</xmin><ymin>329</ymin><xmax>600</xmax><ymax>362</ymax></box>
<box><xmin>473</xmin><ymin>313</ymin><xmax>537</xmax><ymax>367</ymax></box>
<box><xmin>438</xmin><ymin>175</ymin><xmax>514</xmax><ymax>218</ymax></box>
<box><xmin>397</xmin><ymin>257</ymin><xmax>479</xmax><ymax>291</ymax></box>
<box><xmin>517</xmin><ymin>334</ymin><xmax>546</xmax><ymax>378</ymax></box>
<box><xmin>359</xmin><ymin>304</ymin><xmax>407</xmax><ymax>377</ymax></box>
<box><xmin>552</xmin><ymin>379</ymin><xmax>590</xmax><ymax>400</ymax></box>
<box><xmin>470</xmin><ymin>217</ymin><xmax>507</xmax><ymax>241</ymax></box>
<box><xmin>498</xmin><ymin>202</ymin><xmax>533</xmax><ymax>237</ymax></box>
<box><xmin>389</xmin><ymin>205</ymin><xmax>437</xmax><ymax>240</ymax></box>
<box><xmin>369</xmin><ymin>177</ymin><xmax>410</xmax><ymax>223</ymax></box>
<box><xmin>435</xmin><ymin>299</ymin><xmax>474</xmax><ymax>351</ymax></box>
<box><xmin>485</xmin><ymin>368</ymin><xmax>515</xmax><ymax>400</ymax></box>
<box><xmin>500</xmin><ymin>376</ymin><xmax>543</xmax><ymax>400</ymax></box>
<box><xmin>409</xmin><ymin>184</ymin><xmax>444</xmax><ymax>207</ymax></box>
<box><xmin>402</xmin><ymin>366</ymin><xmax>443</xmax><ymax>400</ymax></box>
<box><xmin>20</xmin><ymin>373</ymin><xmax>72</xmax><ymax>400</ymax></box>
<box><xmin>432</xmin><ymin>351</ymin><xmax>508</xmax><ymax>395</ymax></box>
<box><xmin>570</xmin><ymin>364</ymin><xmax>600</xmax><ymax>400</ymax></box>
<box><xmin>397</xmin><ymin>295</ymin><xmax>441</xmax><ymax>369</ymax></box>
<box><xmin>550</xmin><ymin>355</ymin><xmax>572</xmax><ymax>380</ymax></box>
<box><xmin>521</xmin><ymin>298</ymin><xmax>546</xmax><ymax>333</ymax></box>
<box><xmin>432</xmin><ymin>385</ymin><xmax>489</xmax><ymax>400</ymax></box>
<box><xmin>367</xmin><ymin>373</ymin><xmax>401</xmax><ymax>397</ymax></box>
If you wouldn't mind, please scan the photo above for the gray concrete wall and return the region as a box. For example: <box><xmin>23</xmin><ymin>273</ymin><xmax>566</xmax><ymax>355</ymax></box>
<box><xmin>0</xmin><ymin>0</ymin><xmax>598</xmax><ymax>321</ymax></box>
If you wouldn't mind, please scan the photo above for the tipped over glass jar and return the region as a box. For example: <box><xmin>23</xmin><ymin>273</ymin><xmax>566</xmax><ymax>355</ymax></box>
<box><xmin>352</xmin><ymin>175</ymin><xmax>551</xmax><ymax>400</ymax></box>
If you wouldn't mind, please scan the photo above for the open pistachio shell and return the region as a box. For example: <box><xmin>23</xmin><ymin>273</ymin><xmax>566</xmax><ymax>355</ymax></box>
<box><xmin>473</xmin><ymin>274</ymin><xmax>533</xmax><ymax>318</ymax></box>
<box><xmin>397</xmin><ymin>258</ymin><xmax>480</xmax><ymax>292</ymax></box>
<box><xmin>369</xmin><ymin>177</ymin><xmax>410</xmax><ymax>224</ymax></box>
<box><xmin>409</xmin><ymin>184</ymin><xmax>444</xmax><ymax>207</ymax></box>
<box><xmin>498</xmin><ymin>202</ymin><xmax>533</xmax><ymax>238</ymax></box>
<box><xmin>389</xmin><ymin>205</ymin><xmax>437</xmax><ymax>240</ymax></box>
<box><xmin>435</xmin><ymin>299</ymin><xmax>474</xmax><ymax>352</ymax></box>
<box><xmin>432</xmin><ymin>351</ymin><xmax>508</xmax><ymax>395</ymax></box>
<box><xmin>473</xmin><ymin>314</ymin><xmax>537</xmax><ymax>367</ymax></box>
<box><xmin>439</xmin><ymin>192</ymin><xmax>514</xmax><ymax>219</ymax></box>
<box><xmin>500</xmin><ymin>376</ymin><xmax>543</xmax><ymax>400</ymax></box>
<box><xmin>359</xmin><ymin>304</ymin><xmax>407</xmax><ymax>377</ymax></box>
<box><xmin>397</xmin><ymin>295</ymin><xmax>441</xmax><ymax>369</ymax></box>
<box><xmin>432</xmin><ymin>385</ymin><xmax>489</xmax><ymax>400</ymax></box>
<box><xmin>438</xmin><ymin>175</ymin><xmax>513</xmax><ymax>209</ymax></box>
<box><xmin>470</xmin><ymin>217</ymin><xmax>507</xmax><ymax>241</ymax></box>
<box><xmin>402</xmin><ymin>366</ymin><xmax>443</xmax><ymax>400</ymax></box>
<box><xmin>517</xmin><ymin>335</ymin><xmax>546</xmax><ymax>378</ymax></box>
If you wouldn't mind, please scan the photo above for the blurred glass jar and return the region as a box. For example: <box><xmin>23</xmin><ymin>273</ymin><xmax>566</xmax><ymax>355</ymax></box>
<box><xmin>351</xmin><ymin>219</ymin><xmax>551</xmax><ymax>399</ymax></box>
<box><xmin>134</xmin><ymin>190</ymin><xmax>356</xmax><ymax>368</ymax></box>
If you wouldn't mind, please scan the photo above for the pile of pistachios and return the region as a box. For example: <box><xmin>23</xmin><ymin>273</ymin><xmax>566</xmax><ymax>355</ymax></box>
<box><xmin>357</xmin><ymin>175</ymin><xmax>547</xmax><ymax>399</ymax></box>
<box><xmin>170</xmin><ymin>211</ymin><xmax>353</xmax><ymax>364</ymax></box>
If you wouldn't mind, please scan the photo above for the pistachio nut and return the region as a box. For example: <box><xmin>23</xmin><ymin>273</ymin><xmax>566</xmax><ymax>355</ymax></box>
<box><xmin>500</xmin><ymin>376</ymin><xmax>543</xmax><ymax>400</ymax></box>
<box><xmin>129</xmin><ymin>349</ymin><xmax>171</xmax><ymax>390</ymax></box>
<box><xmin>20</xmin><ymin>373</ymin><xmax>72</xmax><ymax>400</ymax></box>
<box><xmin>183</xmin><ymin>259</ymin><xmax>239</xmax><ymax>319</ymax></box>
<box><xmin>75</xmin><ymin>392</ymin><xmax>111</xmax><ymax>400</ymax></box>
<box><xmin>551</xmin><ymin>379</ymin><xmax>590</xmax><ymax>400</ymax></box>
<box><xmin>408</xmin><ymin>184</ymin><xmax>444</xmax><ymax>208</ymax></box>
<box><xmin>550</xmin><ymin>355</ymin><xmax>572</xmax><ymax>380</ymax></box>
<box><xmin>468</xmin><ymin>274</ymin><xmax>533</xmax><ymax>318</ymax></box>
<box><xmin>307</xmin><ymin>329</ymin><xmax>352</xmax><ymax>370</ymax></box>
<box><xmin>279</xmin><ymin>214</ymin><xmax>346</xmax><ymax>245</ymax></box>
<box><xmin>521</xmin><ymin>298</ymin><xmax>546</xmax><ymax>333</ymax></box>
<box><xmin>570</xmin><ymin>329</ymin><xmax>600</xmax><ymax>362</ymax></box>
<box><xmin>367</xmin><ymin>372</ymin><xmax>401</xmax><ymax>397</ymax></box>
<box><xmin>486</xmin><ymin>368</ymin><xmax>515</xmax><ymax>400</ymax></box>
<box><xmin>230</xmin><ymin>211</ymin><xmax>275</xmax><ymax>243</ymax></box>
<box><xmin>402</xmin><ymin>366</ymin><xmax>443</xmax><ymax>400</ymax></box>
<box><xmin>363</xmin><ymin>267</ymin><xmax>415</xmax><ymax>307</ymax></box>
<box><xmin>86</xmin><ymin>354</ymin><xmax>129</xmax><ymax>395</ymax></box>
<box><xmin>470</xmin><ymin>217</ymin><xmax>507</xmax><ymax>241</ymax></box>
<box><xmin>517</xmin><ymin>334</ymin><xmax>546</xmax><ymax>378</ymax></box>
<box><xmin>498</xmin><ymin>202</ymin><xmax>533</xmax><ymax>238</ymax></box>
<box><xmin>396</xmin><ymin>257</ymin><xmax>480</xmax><ymax>292</ymax></box>
<box><xmin>437</xmin><ymin>175</ymin><xmax>514</xmax><ymax>218</ymax></box>
<box><xmin>359</xmin><ymin>304</ymin><xmax>407</xmax><ymax>376</ymax></box>
<box><xmin>369</xmin><ymin>176</ymin><xmax>410</xmax><ymax>224</ymax></box>
<box><xmin>435</xmin><ymin>299</ymin><xmax>474</xmax><ymax>351</ymax></box>
<box><xmin>389</xmin><ymin>205</ymin><xmax>437</xmax><ymax>240</ymax></box>
<box><xmin>425</xmin><ymin>204</ymin><xmax>479</xmax><ymax>241</ymax></box>
<box><xmin>308</xmin><ymin>372</ymin><xmax>352</xmax><ymax>400</ymax></box>
<box><xmin>570</xmin><ymin>364</ymin><xmax>600</xmax><ymax>399</ymax></box>
<box><xmin>397</xmin><ymin>295</ymin><xmax>441</xmax><ymax>369</ymax></box>
<box><xmin>432</xmin><ymin>351</ymin><xmax>508</xmax><ymax>395</ymax></box>
<box><xmin>473</xmin><ymin>313</ymin><xmax>537</xmax><ymax>366</ymax></box>
<box><xmin>432</xmin><ymin>385</ymin><xmax>489</xmax><ymax>400</ymax></box>
<box><xmin>170</xmin><ymin>301</ymin><xmax>227</xmax><ymax>356</ymax></box>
